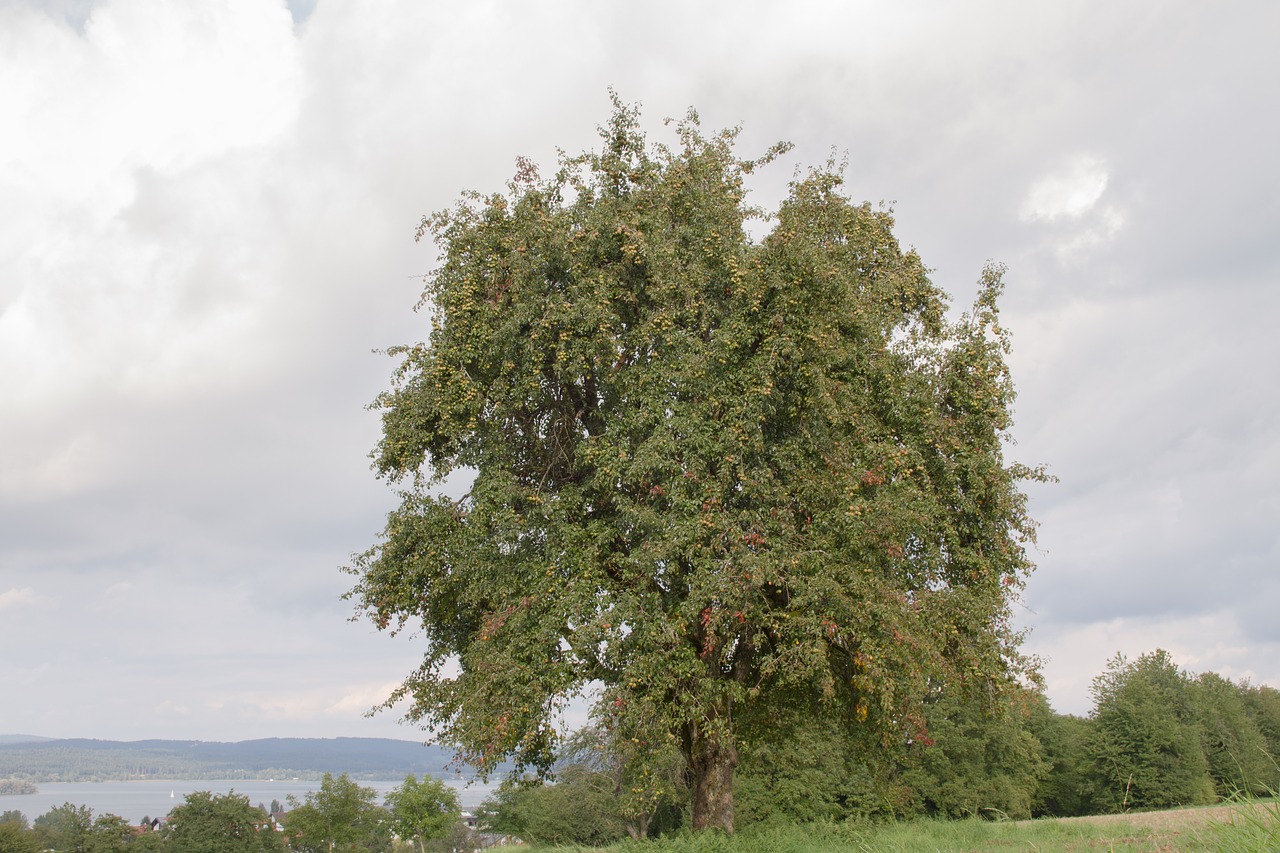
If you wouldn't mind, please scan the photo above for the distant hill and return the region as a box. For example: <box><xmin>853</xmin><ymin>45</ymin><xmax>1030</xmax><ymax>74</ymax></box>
<box><xmin>0</xmin><ymin>737</ymin><xmax>463</xmax><ymax>782</ymax></box>
<box><xmin>0</xmin><ymin>735</ymin><xmax>52</xmax><ymax>745</ymax></box>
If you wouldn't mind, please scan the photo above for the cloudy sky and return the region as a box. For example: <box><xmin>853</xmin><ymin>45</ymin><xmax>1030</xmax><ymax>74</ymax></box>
<box><xmin>2</xmin><ymin>0</ymin><xmax>1276</xmax><ymax>743</ymax></box>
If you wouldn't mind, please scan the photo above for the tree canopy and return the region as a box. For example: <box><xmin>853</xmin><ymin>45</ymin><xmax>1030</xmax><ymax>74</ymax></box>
<box><xmin>382</xmin><ymin>775</ymin><xmax>459</xmax><ymax>853</ymax></box>
<box><xmin>1086</xmin><ymin>650</ymin><xmax>1217</xmax><ymax>811</ymax></box>
<box><xmin>283</xmin><ymin>774</ymin><xmax>387</xmax><ymax>853</ymax></box>
<box><xmin>163</xmin><ymin>792</ymin><xmax>281</xmax><ymax>853</ymax></box>
<box><xmin>348</xmin><ymin>97</ymin><xmax>1045</xmax><ymax>832</ymax></box>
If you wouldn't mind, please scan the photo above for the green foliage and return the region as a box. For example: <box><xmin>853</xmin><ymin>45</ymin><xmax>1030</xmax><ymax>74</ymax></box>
<box><xmin>85</xmin><ymin>815</ymin><xmax>138</xmax><ymax>853</ymax></box>
<box><xmin>732</xmin><ymin>713</ymin><xmax>896</xmax><ymax>827</ymax></box>
<box><xmin>896</xmin><ymin>682</ymin><xmax>1047</xmax><ymax>820</ymax></box>
<box><xmin>1025</xmin><ymin>653</ymin><xmax>1279</xmax><ymax>820</ymax></box>
<box><xmin>478</xmin><ymin>771</ymin><xmax>627</xmax><ymax>846</ymax></box>
<box><xmin>734</xmin><ymin>742</ymin><xmax>846</xmax><ymax>827</ymax></box>
<box><xmin>34</xmin><ymin>803</ymin><xmax>94</xmax><ymax>853</ymax></box>
<box><xmin>163</xmin><ymin>791</ymin><xmax>282</xmax><ymax>853</ymax></box>
<box><xmin>0</xmin><ymin>822</ymin><xmax>40</xmax><ymax>853</ymax></box>
<box><xmin>284</xmin><ymin>773</ymin><xmax>388</xmax><ymax>853</ymax></box>
<box><xmin>350</xmin><ymin>95</ymin><xmax>1043</xmax><ymax>832</ymax></box>
<box><xmin>1239</xmin><ymin>683</ymin><xmax>1280</xmax><ymax>777</ymax></box>
<box><xmin>1025</xmin><ymin>695</ymin><xmax>1094</xmax><ymax>816</ymax></box>
<box><xmin>17</xmin><ymin>804</ymin><xmax>168</xmax><ymax>853</ymax></box>
<box><xmin>560</xmin><ymin>720</ymin><xmax>686</xmax><ymax>838</ymax></box>
<box><xmin>126</xmin><ymin>831</ymin><xmax>164</xmax><ymax>853</ymax></box>
<box><xmin>1189</xmin><ymin>672</ymin><xmax>1273</xmax><ymax>797</ymax></box>
<box><xmin>382</xmin><ymin>775</ymin><xmax>459</xmax><ymax>853</ymax></box>
<box><xmin>1086</xmin><ymin>650</ymin><xmax>1216</xmax><ymax>811</ymax></box>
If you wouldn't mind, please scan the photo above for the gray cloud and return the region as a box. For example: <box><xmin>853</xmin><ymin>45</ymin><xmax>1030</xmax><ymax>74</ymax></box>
<box><xmin>2</xmin><ymin>0</ymin><xmax>1276</xmax><ymax>737</ymax></box>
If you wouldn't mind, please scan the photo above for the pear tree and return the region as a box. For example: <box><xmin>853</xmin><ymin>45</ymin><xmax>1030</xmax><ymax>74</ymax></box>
<box><xmin>348</xmin><ymin>97</ymin><xmax>1045</xmax><ymax>832</ymax></box>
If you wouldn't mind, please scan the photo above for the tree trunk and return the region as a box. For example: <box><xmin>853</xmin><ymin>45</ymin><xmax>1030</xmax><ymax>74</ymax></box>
<box><xmin>625</xmin><ymin>815</ymin><xmax>649</xmax><ymax>840</ymax></box>
<box><xmin>686</xmin><ymin>709</ymin><xmax>738</xmax><ymax>833</ymax></box>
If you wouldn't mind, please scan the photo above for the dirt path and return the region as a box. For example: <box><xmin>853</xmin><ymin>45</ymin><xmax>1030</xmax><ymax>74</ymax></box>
<box><xmin>1018</xmin><ymin>800</ymin><xmax>1274</xmax><ymax>839</ymax></box>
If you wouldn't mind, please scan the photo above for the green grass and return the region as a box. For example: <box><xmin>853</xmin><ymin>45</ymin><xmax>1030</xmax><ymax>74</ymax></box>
<box><xmin>518</xmin><ymin>802</ymin><xmax>1280</xmax><ymax>852</ymax></box>
<box><xmin>1198</xmin><ymin>794</ymin><xmax>1280</xmax><ymax>852</ymax></box>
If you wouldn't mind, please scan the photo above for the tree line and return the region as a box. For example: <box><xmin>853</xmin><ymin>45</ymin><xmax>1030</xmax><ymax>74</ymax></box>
<box><xmin>476</xmin><ymin>650</ymin><xmax>1280</xmax><ymax>847</ymax></box>
<box><xmin>0</xmin><ymin>774</ymin><xmax>465</xmax><ymax>853</ymax></box>
<box><xmin>3</xmin><ymin>651</ymin><xmax>1275</xmax><ymax>851</ymax></box>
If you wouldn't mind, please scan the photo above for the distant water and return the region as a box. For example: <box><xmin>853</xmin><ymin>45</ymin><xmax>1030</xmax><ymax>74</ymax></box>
<box><xmin>0</xmin><ymin>778</ymin><xmax>497</xmax><ymax>825</ymax></box>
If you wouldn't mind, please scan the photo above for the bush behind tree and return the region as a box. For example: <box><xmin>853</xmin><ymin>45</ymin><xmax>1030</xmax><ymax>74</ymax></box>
<box><xmin>1190</xmin><ymin>671</ymin><xmax>1273</xmax><ymax>797</ymax></box>
<box><xmin>478</xmin><ymin>771</ymin><xmax>627</xmax><ymax>847</ymax></box>
<box><xmin>1026</xmin><ymin>696</ymin><xmax>1094</xmax><ymax>817</ymax></box>
<box><xmin>1086</xmin><ymin>650</ymin><xmax>1216</xmax><ymax>811</ymax></box>
<box><xmin>897</xmin><ymin>682</ymin><xmax>1048</xmax><ymax>820</ymax></box>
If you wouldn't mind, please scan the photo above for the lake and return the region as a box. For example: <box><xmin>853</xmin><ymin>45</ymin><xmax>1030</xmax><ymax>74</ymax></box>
<box><xmin>0</xmin><ymin>778</ymin><xmax>498</xmax><ymax>824</ymax></box>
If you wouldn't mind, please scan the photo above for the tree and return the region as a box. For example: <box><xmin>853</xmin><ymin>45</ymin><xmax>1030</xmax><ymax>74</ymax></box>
<box><xmin>348</xmin><ymin>96</ymin><xmax>1045</xmax><ymax>832</ymax></box>
<box><xmin>733</xmin><ymin>713</ymin><xmax>885</xmax><ymax>827</ymax></box>
<box><xmin>897</xmin><ymin>682</ymin><xmax>1047</xmax><ymax>820</ymax></box>
<box><xmin>382</xmin><ymin>775</ymin><xmax>460</xmax><ymax>853</ymax></box>
<box><xmin>1086</xmin><ymin>650</ymin><xmax>1215</xmax><ymax>811</ymax></box>
<box><xmin>84</xmin><ymin>815</ymin><xmax>137</xmax><ymax>853</ymax></box>
<box><xmin>0</xmin><ymin>823</ymin><xmax>39</xmax><ymax>853</ymax></box>
<box><xmin>0</xmin><ymin>812</ymin><xmax>37</xmax><ymax>853</ymax></box>
<box><xmin>1189</xmin><ymin>672</ymin><xmax>1273</xmax><ymax>797</ymax></box>
<box><xmin>559</xmin><ymin>719</ymin><xmax>686</xmax><ymax>839</ymax></box>
<box><xmin>126</xmin><ymin>828</ymin><xmax>164</xmax><ymax>853</ymax></box>
<box><xmin>284</xmin><ymin>774</ymin><xmax>388</xmax><ymax>853</ymax></box>
<box><xmin>164</xmin><ymin>791</ymin><xmax>282</xmax><ymax>853</ymax></box>
<box><xmin>1239</xmin><ymin>682</ymin><xmax>1280</xmax><ymax>778</ymax></box>
<box><xmin>1025</xmin><ymin>696</ymin><xmax>1094</xmax><ymax>817</ymax></box>
<box><xmin>476</xmin><ymin>770</ymin><xmax>626</xmax><ymax>847</ymax></box>
<box><xmin>33</xmin><ymin>803</ymin><xmax>94</xmax><ymax>853</ymax></box>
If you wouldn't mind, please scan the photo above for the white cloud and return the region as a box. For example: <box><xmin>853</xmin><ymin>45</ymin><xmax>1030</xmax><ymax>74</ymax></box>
<box><xmin>1</xmin><ymin>0</ymin><xmax>1277</xmax><ymax>743</ymax></box>
<box><xmin>205</xmin><ymin>683</ymin><xmax>408</xmax><ymax>730</ymax></box>
<box><xmin>1054</xmin><ymin>205</ymin><xmax>1126</xmax><ymax>260</ymax></box>
<box><xmin>0</xmin><ymin>0</ymin><xmax>306</xmax><ymax>507</ymax></box>
<box><xmin>0</xmin><ymin>426</ymin><xmax>109</xmax><ymax>500</ymax></box>
<box><xmin>0</xmin><ymin>0</ymin><xmax>302</xmax><ymax>374</ymax></box>
<box><xmin>155</xmin><ymin>700</ymin><xmax>193</xmax><ymax>720</ymax></box>
<box><xmin>327</xmin><ymin>682</ymin><xmax>407</xmax><ymax>717</ymax></box>
<box><xmin>0</xmin><ymin>587</ymin><xmax>40</xmax><ymax>610</ymax></box>
<box><xmin>1016</xmin><ymin>156</ymin><xmax>1126</xmax><ymax>264</ymax></box>
<box><xmin>0</xmin><ymin>1</ymin><xmax>300</xmax><ymax>194</ymax></box>
<box><xmin>1026</xmin><ymin>610</ymin><xmax>1280</xmax><ymax>717</ymax></box>
<box><xmin>1022</xmin><ymin>156</ymin><xmax>1110</xmax><ymax>222</ymax></box>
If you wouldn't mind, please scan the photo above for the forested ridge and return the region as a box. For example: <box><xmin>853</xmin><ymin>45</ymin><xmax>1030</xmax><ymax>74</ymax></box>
<box><xmin>0</xmin><ymin>738</ymin><xmax>454</xmax><ymax>782</ymax></box>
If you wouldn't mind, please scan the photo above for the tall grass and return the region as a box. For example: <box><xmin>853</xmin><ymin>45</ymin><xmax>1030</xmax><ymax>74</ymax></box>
<box><xmin>528</xmin><ymin>814</ymin><xmax>1212</xmax><ymax>853</ymax></box>
<box><xmin>1200</xmin><ymin>792</ymin><xmax>1280</xmax><ymax>852</ymax></box>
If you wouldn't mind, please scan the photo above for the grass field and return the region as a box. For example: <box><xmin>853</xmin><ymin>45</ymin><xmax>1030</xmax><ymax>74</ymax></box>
<box><xmin>521</xmin><ymin>797</ymin><xmax>1280</xmax><ymax>852</ymax></box>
